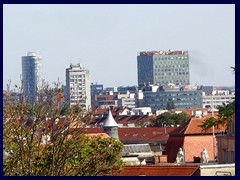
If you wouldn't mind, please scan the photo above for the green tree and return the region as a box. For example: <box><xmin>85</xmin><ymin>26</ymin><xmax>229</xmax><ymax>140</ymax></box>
<box><xmin>199</xmin><ymin>101</ymin><xmax>235</xmax><ymax>132</ymax></box>
<box><xmin>199</xmin><ymin>67</ymin><xmax>235</xmax><ymax>132</ymax></box>
<box><xmin>166</xmin><ymin>101</ymin><xmax>176</xmax><ymax>110</ymax></box>
<box><xmin>154</xmin><ymin>112</ymin><xmax>191</xmax><ymax>127</ymax></box>
<box><xmin>3</xmin><ymin>82</ymin><xmax>124</xmax><ymax>176</ymax></box>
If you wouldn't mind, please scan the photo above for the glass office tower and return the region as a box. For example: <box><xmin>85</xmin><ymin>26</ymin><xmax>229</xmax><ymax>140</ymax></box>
<box><xmin>22</xmin><ymin>52</ymin><xmax>42</xmax><ymax>104</ymax></box>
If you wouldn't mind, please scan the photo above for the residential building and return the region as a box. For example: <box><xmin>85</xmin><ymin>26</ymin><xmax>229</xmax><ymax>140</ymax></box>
<box><xmin>65</xmin><ymin>63</ymin><xmax>91</xmax><ymax>110</ymax></box>
<box><xmin>85</xmin><ymin>126</ymin><xmax>175</xmax><ymax>163</ymax></box>
<box><xmin>137</xmin><ymin>50</ymin><xmax>190</xmax><ymax>88</ymax></box>
<box><xmin>117</xmin><ymin>91</ymin><xmax>136</xmax><ymax>108</ymax></box>
<box><xmin>94</xmin><ymin>94</ymin><xmax>118</xmax><ymax>109</ymax></box>
<box><xmin>132</xmin><ymin>107</ymin><xmax>152</xmax><ymax>116</ymax></box>
<box><xmin>22</xmin><ymin>52</ymin><xmax>42</xmax><ymax>104</ymax></box>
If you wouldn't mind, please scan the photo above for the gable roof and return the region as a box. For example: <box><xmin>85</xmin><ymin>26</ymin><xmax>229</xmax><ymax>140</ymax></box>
<box><xmin>169</xmin><ymin>117</ymin><xmax>226</xmax><ymax>136</ymax></box>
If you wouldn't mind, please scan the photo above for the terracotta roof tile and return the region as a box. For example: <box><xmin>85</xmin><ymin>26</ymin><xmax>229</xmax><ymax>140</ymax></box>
<box><xmin>84</xmin><ymin>127</ymin><xmax>175</xmax><ymax>143</ymax></box>
<box><xmin>113</xmin><ymin>165</ymin><xmax>199</xmax><ymax>176</ymax></box>
<box><xmin>169</xmin><ymin>117</ymin><xmax>226</xmax><ymax>135</ymax></box>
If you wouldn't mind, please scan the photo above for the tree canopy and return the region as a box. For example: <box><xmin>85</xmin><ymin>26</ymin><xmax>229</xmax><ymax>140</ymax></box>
<box><xmin>199</xmin><ymin>101</ymin><xmax>235</xmax><ymax>132</ymax></box>
<box><xmin>199</xmin><ymin>67</ymin><xmax>235</xmax><ymax>132</ymax></box>
<box><xmin>3</xmin><ymin>82</ymin><xmax>124</xmax><ymax>176</ymax></box>
<box><xmin>153</xmin><ymin>112</ymin><xmax>191</xmax><ymax>127</ymax></box>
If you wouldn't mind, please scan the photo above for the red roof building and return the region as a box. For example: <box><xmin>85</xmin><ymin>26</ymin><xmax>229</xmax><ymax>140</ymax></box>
<box><xmin>163</xmin><ymin>117</ymin><xmax>226</xmax><ymax>163</ymax></box>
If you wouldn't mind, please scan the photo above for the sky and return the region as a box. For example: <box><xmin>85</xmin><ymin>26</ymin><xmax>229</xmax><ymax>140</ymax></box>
<box><xmin>3</xmin><ymin>4</ymin><xmax>235</xmax><ymax>89</ymax></box>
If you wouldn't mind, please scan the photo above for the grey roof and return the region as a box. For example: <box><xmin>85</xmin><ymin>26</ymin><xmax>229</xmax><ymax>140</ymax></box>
<box><xmin>103</xmin><ymin>109</ymin><xmax>118</xmax><ymax>127</ymax></box>
<box><xmin>123</xmin><ymin>144</ymin><xmax>152</xmax><ymax>153</ymax></box>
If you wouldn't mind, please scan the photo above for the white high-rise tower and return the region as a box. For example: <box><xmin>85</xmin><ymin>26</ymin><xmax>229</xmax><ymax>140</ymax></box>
<box><xmin>22</xmin><ymin>52</ymin><xmax>42</xmax><ymax>104</ymax></box>
<box><xmin>65</xmin><ymin>63</ymin><xmax>91</xmax><ymax>110</ymax></box>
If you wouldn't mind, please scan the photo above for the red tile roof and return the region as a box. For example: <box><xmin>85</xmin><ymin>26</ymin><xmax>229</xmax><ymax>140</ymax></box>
<box><xmin>83</xmin><ymin>127</ymin><xmax>175</xmax><ymax>143</ymax></box>
<box><xmin>185</xmin><ymin>117</ymin><xmax>222</xmax><ymax>134</ymax></box>
<box><xmin>113</xmin><ymin>164</ymin><xmax>199</xmax><ymax>176</ymax></box>
<box><xmin>169</xmin><ymin>117</ymin><xmax>226</xmax><ymax>135</ymax></box>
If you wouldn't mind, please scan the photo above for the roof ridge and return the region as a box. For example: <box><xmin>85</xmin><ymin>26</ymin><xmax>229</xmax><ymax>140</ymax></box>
<box><xmin>184</xmin><ymin>118</ymin><xmax>193</xmax><ymax>135</ymax></box>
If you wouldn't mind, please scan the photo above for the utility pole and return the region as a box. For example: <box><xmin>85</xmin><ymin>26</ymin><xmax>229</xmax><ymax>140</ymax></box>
<box><xmin>211</xmin><ymin>94</ymin><xmax>216</xmax><ymax>164</ymax></box>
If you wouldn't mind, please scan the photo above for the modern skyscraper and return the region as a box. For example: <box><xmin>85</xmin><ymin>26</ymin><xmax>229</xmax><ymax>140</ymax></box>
<box><xmin>22</xmin><ymin>52</ymin><xmax>42</xmax><ymax>104</ymax></box>
<box><xmin>137</xmin><ymin>50</ymin><xmax>190</xmax><ymax>88</ymax></box>
<box><xmin>65</xmin><ymin>63</ymin><xmax>91</xmax><ymax>110</ymax></box>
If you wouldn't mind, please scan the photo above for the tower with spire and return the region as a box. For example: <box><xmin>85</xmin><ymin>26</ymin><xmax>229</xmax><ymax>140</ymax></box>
<box><xmin>102</xmin><ymin>108</ymin><xmax>119</xmax><ymax>139</ymax></box>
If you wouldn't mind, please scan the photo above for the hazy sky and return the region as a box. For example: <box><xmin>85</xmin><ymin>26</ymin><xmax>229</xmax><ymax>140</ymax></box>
<box><xmin>3</xmin><ymin>4</ymin><xmax>235</xmax><ymax>89</ymax></box>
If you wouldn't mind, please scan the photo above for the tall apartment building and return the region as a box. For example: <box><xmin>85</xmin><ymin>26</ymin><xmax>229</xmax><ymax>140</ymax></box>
<box><xmin>65</xmin><ymin>63</ymin><xmax>91</xmax><ymax>110</ymax></box>
<box><xmin>137</xmin><ymin>50</ymin><xmax>190</xmax><ymax>88</ymax></box>
<box><xmin>22</xmin><ymin>52</ymin><xmax>42</xmax><ymax>104</ymax></box>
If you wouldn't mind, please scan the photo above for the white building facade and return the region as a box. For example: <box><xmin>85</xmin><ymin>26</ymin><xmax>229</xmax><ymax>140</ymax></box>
<box><xmin>65</xmin><ymin>63</ymin><xmax>91</xmax><ymax>110</ymax></box>
<box><xmin>202</xmin><ymin>90</ymin><xmax>235</xmax><ymax>108</ymax></box>
<box><xmin>117</xmin><ymin>91</ymin><xmax>136</xmax><ymax>108</ymax></box>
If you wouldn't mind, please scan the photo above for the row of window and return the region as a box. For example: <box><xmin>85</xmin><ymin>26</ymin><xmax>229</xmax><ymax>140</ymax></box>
<box><xmin>154</xmin><ymin>72</ymin><xmax>189</xmax><ymax>75</ymax></box>
<box><xmin>154</xmin><ymin>79</ymin><xmax>189</xmax><ymax>84</ymax></box>
<box><xmin>154</xmin><ymin>64</ymin><xmax>188</xmax><ymax>68</ymax></box>
<box><xmin>70</xmin><ymin>79</ymin><xmax>85</xmax><ymax>83</ymax></box>
<box><xmin>145</xmin><ymin>97</ymin><xmax>201</xmax><ymax>102</ymax></box>
<box><xmin>69</xmin><ymin>74</ymin><xmax>85</xmax><ymax>78</ymax></box>
<box><xmin>154</xmin><ymin>60</ymin><xmax>188</xmax><ymax>65</ymax></box>
<box><xmin>145</xmin><ymin>92</ymin><xmax>201</xmax><ymax>97</ymax></box>
<box><xmin>148</xmin><ymin>102</ymin><xmax>200</xmax><ymax>107</ymax></box>
<box><xmin>154</xmin><ymin>56</ymin><xmax>188</xmax><ymax>60</ymax></box>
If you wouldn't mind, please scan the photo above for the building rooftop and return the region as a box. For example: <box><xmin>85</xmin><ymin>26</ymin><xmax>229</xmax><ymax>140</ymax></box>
<box><xmin>138</xmin><ymin>50</ymin><xmax>188</xmax><ymax>56</ymax></box>
<box><xmin>84</xmin><ymin>127</ymin><xmax>175</xmax><ymax>143</ymax></box>
<box><xmin>113</xmin><ymin>164</ymin><xmax>199</xmax><ymax>176</ymax></box>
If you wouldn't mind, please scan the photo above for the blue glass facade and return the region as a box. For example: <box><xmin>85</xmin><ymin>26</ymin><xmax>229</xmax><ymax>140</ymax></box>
<box><xmin>143</xmin><ymin>90</ymin><xmax>202</xmax><ymax>111</ymax></box>
<box><xmin>22</xmin><ymin>52</ymin><xmax>42</xmax><ymax>104</ymax></box>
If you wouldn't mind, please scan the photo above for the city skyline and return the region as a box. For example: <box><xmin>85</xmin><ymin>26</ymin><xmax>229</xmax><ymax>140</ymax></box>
<box><xmin>3</xmin><ymin>4</ymin><xmax>235</xmax><ymax>88</ymax></box>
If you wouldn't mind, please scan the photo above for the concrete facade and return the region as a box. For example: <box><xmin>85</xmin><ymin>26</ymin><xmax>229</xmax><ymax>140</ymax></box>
<box><xmin>65</xmin><ymin>63</ymin><xmax>91</xmax><ymax>110</ymax></box>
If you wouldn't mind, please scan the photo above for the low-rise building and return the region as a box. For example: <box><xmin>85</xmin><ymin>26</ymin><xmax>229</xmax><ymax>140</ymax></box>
<box><xmin>163</xmin><ymin>117</ymin><xmax>226</xmax><ymax>163</ymax></box>
<box><xmin>142</xmin><ymin>84</ymin><xmax>202</xmax><ymax>111</ymax></box>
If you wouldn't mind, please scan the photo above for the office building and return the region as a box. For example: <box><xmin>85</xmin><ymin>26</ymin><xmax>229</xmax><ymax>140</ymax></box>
<box><xmin>65</xmin><ymin>63</ymin><xmax>91</xmax><ymax>110</ymax></box>
<box><xmin>142</xmin><ymin>84</ymin><xmax>202</xmax><ymax>112</ymax></box>
<box><xmin>22</xmin><ymin>52</ymin><xmax>42</xmax><ymax>104</ymax></box>
<box><xmin>137</xmin><ymin>50</ymin><xmax>190</xmax><ymax>88</ymax></box>
<box><xmin>91</xmin><ymin>83</ymin><xmax>104</xmax><ymax>109</ymax></box>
